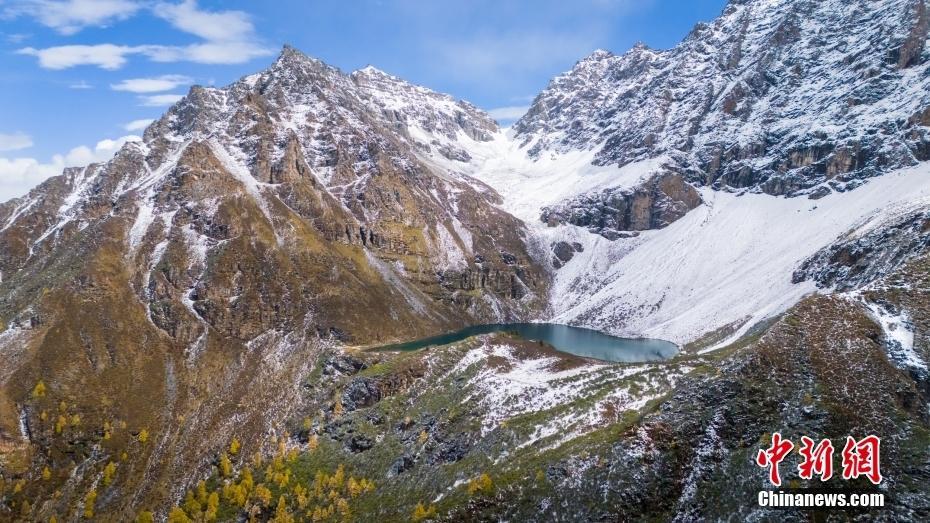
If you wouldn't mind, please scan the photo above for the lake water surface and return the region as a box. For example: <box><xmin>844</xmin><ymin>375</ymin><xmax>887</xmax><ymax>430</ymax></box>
<box><xmin>372</xmin><ymin>323</ymin><xmax>678</xmax><ymax>363</ymax></box>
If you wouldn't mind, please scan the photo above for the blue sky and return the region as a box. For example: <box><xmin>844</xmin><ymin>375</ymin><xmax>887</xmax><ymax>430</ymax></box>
<box><xmin>0</xmin><ymin>0</ymin><xmax>727</xmax><ymax>201</ymax></box>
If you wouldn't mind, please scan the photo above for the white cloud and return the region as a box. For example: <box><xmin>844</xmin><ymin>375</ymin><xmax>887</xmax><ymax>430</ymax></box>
<box><xmin>111</xmin><ymin>74</ymin><xmax>192</xmax><ymax>93</ymax></box>
<box><xmin>153</xmin><ymin>0</ymin><xmax>253</xmax><ymax>43</ymax></box>
<box><xmin>69</xmin><ymin>80</ymin><xmax>93</xmax><ymax>89</ymax></box>
<box><xmin>124</xmin><ymin>118</ymin><xmax>154</xmax><ymax>132</ymax></box>
<box><xmin>18</xmin><ymin>44</ymin><xmax>136</xmax><ymax>70</ymax></box>
<box><xmin>487</xmin><ymin>105</ymin><xmax>530</xmax><ymax>121</ymax></box>
<box><xmin>0</xmin><ymin>133</ymin><xmax>34</xmax><ymax>152</ymax></box>
<box><xmin>0</xmin><ymin>157</ymin><xmax>63</xmax><ymax>202</ymax></box>
<box><xmin>17</xmin><ymin>1</ymin><xmax>271</xmax><ymax>70</ymax></box>
<box><xmin>0</xmin><ymin>135</ymin><xmax>140</xmax><ymax>202</ymax></box>
<box><xmin>152</xmin><ymin>41</ymin><xmax>270</xmax><ymax>65</ymax></box>
<box><xmin>7</xmin><ymin>0</ymin><xmax>141</xmax><ymax>35</ymax></box>
<box><xmin>138</xmin><ymin>93</ymin><xmax>183</xmax><ymax>107</ymax></box>
<box><xmin>5</xmin><ymin>32</ymin><xmax>31</xmax><ymax>44</ymax></box>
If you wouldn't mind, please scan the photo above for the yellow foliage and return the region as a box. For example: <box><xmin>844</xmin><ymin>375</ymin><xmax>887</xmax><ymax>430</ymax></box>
<box><xmin>32</xmin><ymin>380</ymin><xmax>46</xmax><ymax>398</ymax></box>
<box><xmin>418</xmin><ymin>430</ymin><xmax>429</xmax><ymax>444</ymax></box>
<box><xmin>411</xmin><ymin>502</ymin><xmax>438</xmax><ymax>522</ymax></box>
<box><xmin>228</xmin><ymin>484</ymin><xmax>248</xmax><ymax>507</ymax></box>
<box><xmin>42</xmin><ymin>466</ymin><xmax>52</xmax><ymax>481</ymax></box>
<box><xmin>333</xmin><ymin>397</ymin><xmax>344</xmax><ymax>418</ymax></box>
<box><xmin>347</xmin><ymin>477</ymin><xmax>361</xmax><ymax>498</ymax></box>
<box><xmin>183</xmin><ymin>490</ymin><xmax>200</xmax><ymax>516</ymax></box>
<box><xmin>254</xmin><ymin>484</ymin><xmax>272</xmax><ymax>506</ymax></box>
<box><xmin>84</xmin><ymin>489</ymin><xmax>97</xmax><ymax>519</ymax></box>
<box><xmin>102</xmin><ymin>461</ymin><xmax>117</xmax><ymax>486</ymax></box>
<box><xmin>336</xmin><ymin>497</ymin><xmax>351</xmax><ymax>521</ymax></box>
<box><xmin>206</xmin><ymin>491</ymin><xmax>219</xmax><ymax>521</ymax></box>
<box><xmin>240</xmin><ymin>468</ymin><xmax>254</xmax><ymax>492</ymax></box>
<box><xmin>70</xmin><ymin>414</ymin><xmax>80</xmax><ymax>426</ymax></box>
<box><xmin>167</xmin><ymin>506</ymin><xmax>192</xmax><ymax>523</ymax></box>
<box><xmin>136</xmin><ymin>511</ymin><xmax>155</xmax><ymax>523</ymax></box>
<box><xmin>229</xmin><ymin>437</ymin><xmax>241</xmax><ymax>456</ymax></box>
<box><xmin>40</xmin><ymin>410</ymin><xmax>47</xmax><ymax>421</ymax></box>
<box><xmin>55</xmin><ymin>415</ymin><xmax>66</xmax><ymax>434</ymax></box>
<box><xmin>138</xmin><ymin>428</ymin><xmax>149</xmax><ymax>444</ymax></box>
<box><xmin>467</xmin><ymin>473</ymin><xmax>493</xmax><ymax>496</ymax></box>
<box><xmin>293</xmin><ymin>484</ymin><xmax>309</xmax><ymax>509</ymax></box>
<box><xmin>302</xmin><ymin>417</ymin><xmax>312</xmax><ymax>431</ymax></box>
<box><xmin>307</xmin><ymin>434</ymin><xmax>319</xmax><ymax>451</ymax></box>
<box><xmin>272</xmin><ymin>495</ymin><xmax>294</xmax><ymax>523</ymax></box>
<box><xmin>219</xmin><ymin>452</ymin><xmax>233</xmax><ymax>477</ymax></box>
<box><xmin>332</xmin><ymin>464</ymin><xmax>345</xmax><ymax>489</ymax></box>
<box><xmin>58</xmin><ymin>400</ymin><xmax>67</xmax><ymax>412</ymax></box>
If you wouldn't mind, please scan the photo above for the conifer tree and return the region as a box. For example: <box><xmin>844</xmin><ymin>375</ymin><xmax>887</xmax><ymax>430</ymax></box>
<box><xmin>83</xmin><ymin>489</ymin><xmax>97</xmax><ymax>518</ymax></box>
<box><xmin>31</xmin><ymin>380</ymin><xmax>46</xmax><ymax>398</ymax></box>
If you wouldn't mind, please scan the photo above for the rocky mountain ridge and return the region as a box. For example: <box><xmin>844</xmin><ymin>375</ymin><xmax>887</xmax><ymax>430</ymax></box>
<box><xmin>515</xmin><ymin>0</ymin><xmax>930</xmax><ymax>198</ymax></box>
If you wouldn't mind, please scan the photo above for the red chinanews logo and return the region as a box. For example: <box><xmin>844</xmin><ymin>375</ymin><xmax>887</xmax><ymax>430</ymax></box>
<box><xmin>756</xmin><ymin>433</ymin><xmax>882</xmax><ymax>487</ymax></box>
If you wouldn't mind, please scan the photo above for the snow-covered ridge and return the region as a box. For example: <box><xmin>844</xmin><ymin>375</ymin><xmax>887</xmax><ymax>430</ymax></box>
<box><xmin>514</xmin><ymin>0</ymin><xmax>930</xmax><ymax>197</ymax></box>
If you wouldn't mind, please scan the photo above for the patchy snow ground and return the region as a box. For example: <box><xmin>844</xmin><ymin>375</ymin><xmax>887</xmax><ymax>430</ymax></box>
<box><xmin>420</xmin><ymin>128</ymin><xmax>930</xmax><ymax>346</ymax></box>
<box><xmin>449</xmin><ymin>341</ymin><xmax>686</xmax><ymax>450</ymax></box>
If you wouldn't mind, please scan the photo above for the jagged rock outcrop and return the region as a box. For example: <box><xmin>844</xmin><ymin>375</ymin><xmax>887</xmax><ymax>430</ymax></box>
<box><xmin>540</xmin><ymin>173</ymin><xmax>702</xmax><ymax>239</ymax></box>
<box><xmin>793</xmin><ymin>209</ymin><xmax>930</xmax><ymax>290</ymax></box>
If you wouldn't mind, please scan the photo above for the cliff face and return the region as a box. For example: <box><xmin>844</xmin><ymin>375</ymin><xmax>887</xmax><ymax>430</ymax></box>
<box><xmin>515</xmin><ymin>0</ymin><xmax>930</xmax><ymax>198</ymax></box>
<box><xmin>540</xmin><ymin>173</ymin><xmax>702</xmax><ymax>239</ymax></box>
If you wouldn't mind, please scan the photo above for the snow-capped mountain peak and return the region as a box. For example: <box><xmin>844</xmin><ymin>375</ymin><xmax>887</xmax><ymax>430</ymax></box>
<box><xmin>514</xmin><ymin>0</ymin><xmax>930</xmax><ymax>198</ymax></box>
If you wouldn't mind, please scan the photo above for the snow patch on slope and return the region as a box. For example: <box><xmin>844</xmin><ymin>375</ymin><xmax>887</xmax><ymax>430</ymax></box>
<box><xmin>420</xmin><ymin>129</ymin><xmax>663</xmax><ymax>222</ymax></box>
<box><xmin>849</xmin><ymin>292</ymin><xmax>926</xmax><ymax>372</ymax></box>
<box><xmin>451</xmin><ymin>341</ymin><xmax>685</xmax><ymax>450</ymax></box>
<box><xmin>544</xmin><ymin>165</ymin><xmax>930</xmax><ymax>345</ymax></box>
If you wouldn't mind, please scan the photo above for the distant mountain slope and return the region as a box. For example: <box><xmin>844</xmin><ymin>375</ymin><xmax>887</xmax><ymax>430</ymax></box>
<box><xmin>514</xmin><ymin>0</ymin><xmax>930</xmax><ymax>197</ymax></box>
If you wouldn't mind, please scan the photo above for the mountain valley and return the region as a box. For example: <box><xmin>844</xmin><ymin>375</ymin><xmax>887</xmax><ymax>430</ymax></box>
<box><xmin>1</xmin><ymin>0</ymin><xmax>930</xmax><ymax>520</ymax></box>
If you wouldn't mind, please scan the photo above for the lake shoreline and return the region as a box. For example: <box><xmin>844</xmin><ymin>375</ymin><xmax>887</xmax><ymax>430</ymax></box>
<box><xmin>363</xmin><ymin>323</ymin><xmax>679</xmax><ymax>363</ymax></box>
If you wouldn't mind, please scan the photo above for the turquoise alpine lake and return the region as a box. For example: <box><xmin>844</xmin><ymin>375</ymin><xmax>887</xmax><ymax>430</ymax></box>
<box><xmin>372</xmin><ymin>323</ymin><xmax>678</xmax><ymax>363</ymax></box>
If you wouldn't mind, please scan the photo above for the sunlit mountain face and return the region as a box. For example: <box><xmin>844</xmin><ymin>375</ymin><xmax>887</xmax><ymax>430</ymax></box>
<box><xmin>2</xmin><ymin>0</ymin><xmax>930</xmax><ymax>520</ymax></box>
